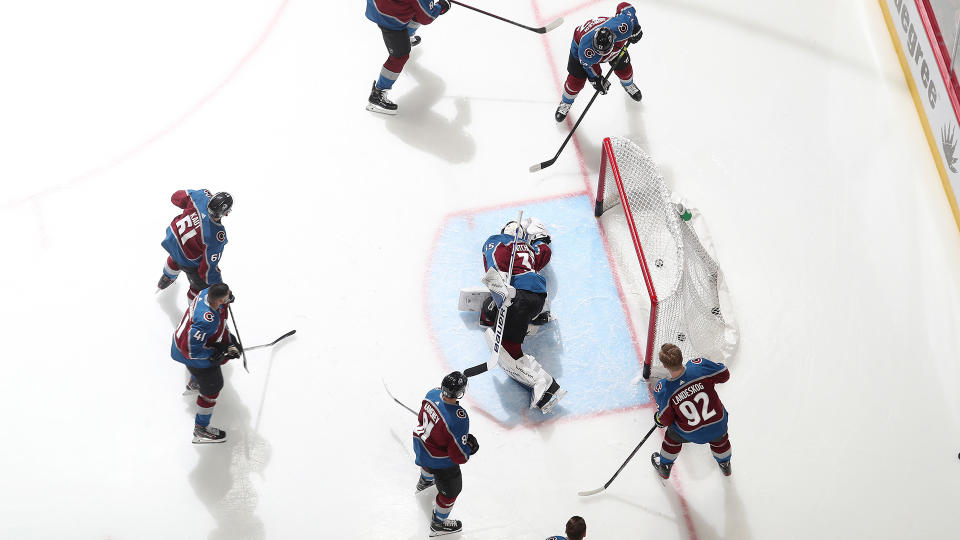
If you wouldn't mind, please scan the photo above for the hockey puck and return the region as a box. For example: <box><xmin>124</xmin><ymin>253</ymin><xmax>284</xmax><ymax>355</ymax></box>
<box><xmin>655</xmin><ymin>259</ymin><xmax>663</xmax><ymax>267</ymax></box>
<box><xmin>677</xmin><ymin>333</ymin><xmax>686</xmax><ymax>341</ymax></box>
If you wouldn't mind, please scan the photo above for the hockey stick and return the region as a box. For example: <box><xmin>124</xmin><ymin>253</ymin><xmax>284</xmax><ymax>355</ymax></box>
<box><xmin>463</xmin><ymin>211</ymin><xmax>524</xmax><ymax>378</ymax></box>
<box><xmin>382</xmin><ymin>378</ymin><xmax>418</xmax><ymax>416</ymax></box>
<box><xmin>226</xmin><ymin>304</ymin><xmax>249</xmax><ymax>373</ymax></box>
<box><xmin>243</xmin><ymin>329</ymin><xmax>297</xmax><ymax>352</ymax></box>
<box><xmin>577</xmin><ymin>424</ymin><xmax>657</xmax><ymax>496</ymax></box>
<box><xmin>530</xmin><ymin>45</ymin><xmax>630</xmax><ymax>173</ymax></box>
<box><xmin>450</xmin><ymin>1</ymin><xmax>563</xmax><ymax>34</ymax></box>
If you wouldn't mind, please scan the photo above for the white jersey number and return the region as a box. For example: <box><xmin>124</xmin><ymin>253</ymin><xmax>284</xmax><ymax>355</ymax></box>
<box><xmin>677</xmin><ymin>392</ymin><xmax>717</xmax><ymax>427</ymax></box>
<box><xmin>414</xmin><ymin>410</ymin><xmax>435</xmax><ymax>443</ymax></box>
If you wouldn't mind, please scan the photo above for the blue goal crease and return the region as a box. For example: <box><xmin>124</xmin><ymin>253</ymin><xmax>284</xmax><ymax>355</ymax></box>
<box><xmin>426</xmin><ymin>195</ymin><xmax>651</xmax><ymax>427</ymax></box>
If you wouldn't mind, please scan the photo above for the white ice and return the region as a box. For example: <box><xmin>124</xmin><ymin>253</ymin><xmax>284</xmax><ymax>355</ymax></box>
<box><xmin>1</xmin><ymin>1</ymin><xmax>959</xmax><ymax>539</ymax></box>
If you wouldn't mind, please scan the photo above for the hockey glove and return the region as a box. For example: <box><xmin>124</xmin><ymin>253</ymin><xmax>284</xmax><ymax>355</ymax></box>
<box><xmin>229</xmin><ymin>333</ymin><xmax>243</xmax><ymax>353</ymax></box>
<box><xmin>654</xmin><ymin>410</ymin><xmax>666</xmax><ymax>428</ymax></box>
<box><xmin>591</xmin><ymin>77</ymin><xmax>611</xmax><ymax>95</ymax></box>
<box><xmin>213</xmin><ymin>345</ymin><xmax>241</xmax><ymax>365</ymax></box>
<box><xmin>436</xmin><ymin>0</ymin><xmax>451</xmax><ymax>14</ymax></box>
<box><xmin>466</xmin><ymin>433</ymin><xmax>480</xmax><ymax>455</ymax></box>
<box><xmin>226</xmin><ymin>292</ymin><xmax>236</xmax><ymax>304</ymax></box>
<box><xmin>630</xmin><ymin>26</ymin><xmax>643</xmax><ymax>44</ymax></box>
<box><xmin>524</xmin><ymin>217</ymin><xmax>551</xmax><ymax>245</ymax></box>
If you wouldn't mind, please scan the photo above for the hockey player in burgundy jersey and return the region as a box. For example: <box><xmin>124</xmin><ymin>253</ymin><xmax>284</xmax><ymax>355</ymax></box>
<box><xmin>650</xmin><ymin>343</ymin><xmax>732</xmax><ymax>478</ymax></box>
<box><xmin>555</xmin><ymin>2</ymin><xmax>643</xmax><ymax>122</ymax></box>
<box><xmin>157</xmin><ymin>189</ymin><xmax>232</xmax><ymax>302</ymax></box>
<box><xmin>413</xmin><ymin>371</ymin><xmax>478</xmax><ymax>536</ymax></box>
<box><xmin>365</xmin><ymin>0</ymin><xmax>452</xmax><ymax>114</ymax></box>
<box><xmin>479</xmin><ymin>217</ymin><xmax>566</xmax><ymax>414</ymax></box>
<box><xmin>171</xmin><ymin>283</ymin><xmax>241</xmax><ymax>443</ymax></box>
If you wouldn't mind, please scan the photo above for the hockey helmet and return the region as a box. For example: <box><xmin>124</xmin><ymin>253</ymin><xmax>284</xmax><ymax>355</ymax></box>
<box><xmin>593</xmin><ymin>27</ymin><xmax>615</xmax><ymax>55</ymax></box>
<box><xmin>501</xmin><ymin>220</ymin><xmax>528</xmax><ymax>242</ymax></box>
<box><xmin>207</xmin><ymin>192</ymin><xmax>233</xmax><ymax>219</ymax></box>
<box><xmin>441</xmin><ymin>371</ymin><xmax>468</xmax><ymax>400</ymax></box>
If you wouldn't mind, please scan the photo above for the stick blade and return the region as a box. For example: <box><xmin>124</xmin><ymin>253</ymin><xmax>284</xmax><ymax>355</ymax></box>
<box><xmin>463</xmin><ymin>364</ymin><xmax>488</xmax><ymax>378</ymax></box>
<box><xmin>577</xmin><ymin>487</ymin><xmax>605</xmax><ymax>497</ymax></box>
<box><xmin>542</xmin><ymin>17</ymin><xmax>563</xmax><ymax>33</ymax></box>
<box><xmin>529</xmin><ymin>162</ymin><xmax>544</xmax><ymax>173</ymax></box>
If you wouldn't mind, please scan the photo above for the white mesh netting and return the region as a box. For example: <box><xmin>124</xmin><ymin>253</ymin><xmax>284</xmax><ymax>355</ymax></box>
<box><xmin>596</xmin><ymin>137</ymin><xmax>738</xmax><ymax>378</ymax></box>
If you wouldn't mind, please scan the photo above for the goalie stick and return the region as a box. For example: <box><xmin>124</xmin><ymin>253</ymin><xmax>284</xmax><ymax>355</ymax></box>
<box><xmin>243</xmin><ymin>329</ymin><xmax>297</xmax><ymax>351</ymax></box>
<box><xmin>530</xmin><ymin>45</ymin><xmax>630</xmax><ymax>173</ymax></box>
<box><xmin>463</xmin><ymin>210</ymin><xmax>523</xmax><ymax>378</ymax></box>
<box><xmin>577</xmin><ymin>424</ymin><xmax>657</xmax><ymax>496</ymax></box>
<box><xmin>450</xmin><ymin>0</ymin><xmax>563</xmax><ymax>34</ymax></box>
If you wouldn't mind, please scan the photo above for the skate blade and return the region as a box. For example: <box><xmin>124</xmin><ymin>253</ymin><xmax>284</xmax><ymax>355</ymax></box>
<box><xmin>428</xmin><ymin>528</ymin><xmax>461</xmax><ymax>537</ymax></box>
<box><xmin>365</xmin><ymin>103</ymin><xmax>397</xmax><ymax>116</ymax></box>
<box><xmin>192</xmin><ymin>435</ymin><xmax>227</xmax><ymax>444</ymax></box>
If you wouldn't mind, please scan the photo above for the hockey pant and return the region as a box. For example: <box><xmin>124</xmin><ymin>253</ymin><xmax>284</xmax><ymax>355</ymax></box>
<box><xmin>187</xmin><ymin>365</ymin><xmax>224</xmax><ymax>427</ymax></box>
<box><xmin>421</xmin><ymin>465</ymin><xmax>462</xmax><ymax>520</ymax></box>
<box><xmin>486</xmin><ymin>328</ymin><xmax>556</xmax><ymax>410</ymax></box>
<box><xmin>376</xmin><ymin>26</ymin><xmax>411</xmax><ymax>90</ymax></box>
<box><xmin>659</xmin><ymin>426</ymin><xmax>731</xmax><ymax>465</ymax></box>
<box><xmin>562</xmin><ymin>51</ymin><xmax>635</xmax><ymax>104</ymax></box>
<box><xmin>163</xmin><ymin>256</ymin><xmax>208</xmax><ymax>301</ymax></box>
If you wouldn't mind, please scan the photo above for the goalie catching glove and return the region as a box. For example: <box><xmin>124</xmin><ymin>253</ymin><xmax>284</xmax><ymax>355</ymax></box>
<box><xmin>482</xmin><ymin>267</ymin><xmax>516</xmax><ymax>308</ymax></box>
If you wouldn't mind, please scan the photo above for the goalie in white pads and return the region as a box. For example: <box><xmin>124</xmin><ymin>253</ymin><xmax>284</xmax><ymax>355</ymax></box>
<box><xmin>479</xmin><ymin>218</ymin><xmax>566</xmax><ymax>414</ymax></box>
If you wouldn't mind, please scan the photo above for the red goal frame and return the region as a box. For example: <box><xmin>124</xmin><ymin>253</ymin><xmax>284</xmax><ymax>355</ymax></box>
<box><xmin>594</xmin><ymin>137</ymin><xmax>659</xmax><ymax>378</ymax></box>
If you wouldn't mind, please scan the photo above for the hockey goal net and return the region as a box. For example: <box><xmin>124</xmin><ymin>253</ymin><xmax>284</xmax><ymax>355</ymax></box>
<box><xmin>594</xmin><ymin>136</ymin><xmax>738</xmax><ymax>380</ymax></box>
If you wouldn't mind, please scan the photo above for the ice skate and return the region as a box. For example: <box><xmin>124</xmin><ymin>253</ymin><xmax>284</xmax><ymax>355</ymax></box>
<box><xmin>366</xmin><ymin>82</ymin><xmax>398</xmax><ymax>115</ymax></box>
<box><xmin>555</xmin><ymin>101</ymin><xmax>572</xmax><ymax>122</ymax></box>
<box><xmin>651</xmin><ymin>452</ymin><xmax>673</xmax><ymax>479</ymax></box>
<box><xmin>182</xmin><ymin>377</ymin><xmax>200</xmax><ymax>396</ymax></box>
<box><xmin>415</xmin><ymin>476</ymin><xmax>435</xmax><ymax>493</ymax></box>
<box><xmin>535</xmin><ymin>379</ymin><xmax>567</xmax><ymax>414</ymax></box>
<box><xmin>718</xmin><ymin>460</ymin><xmax>732</xmax><ymax>477</ymax></box>
<box><xmin>429</xmin><ymin>517</ymin><xmax>462</xmax><ymax>537</ymax></box>
<box><xmin>192</xmin><ymin>424</ymin><xmax>227</xmax><ymax>444</ymax></box>
<box><xmin>623</xmin><ymin>82</ymin><xmax>642</xmax><ymax>102</ymax></box>
<box><xmin>157</xmin><ymin>274</ymin><xmax>176</xmax><ymax>290</ymax></box>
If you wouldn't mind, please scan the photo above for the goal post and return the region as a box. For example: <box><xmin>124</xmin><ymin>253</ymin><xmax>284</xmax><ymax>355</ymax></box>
<box><xmin>594</xmin><ymin>136</ymin><xmax>738</xmax><ymax>380</ymax></box>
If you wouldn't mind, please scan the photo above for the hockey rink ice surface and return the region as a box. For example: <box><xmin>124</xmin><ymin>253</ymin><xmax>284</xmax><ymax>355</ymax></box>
<box><xmin>2</xmin><ymin>1</ymin><xmax>960</xmax><ymax>539</ymax></box>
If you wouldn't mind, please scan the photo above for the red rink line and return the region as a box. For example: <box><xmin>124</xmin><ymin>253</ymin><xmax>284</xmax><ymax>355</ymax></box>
<box><xmin>6</xmin><ymin>0</ymin><xmax>291</xmax><ymax>209</ymax></box>
<box><xmin>529</xmin><ymin>1</ymin><xmax>699</xmax><ymax>539</ymax></box>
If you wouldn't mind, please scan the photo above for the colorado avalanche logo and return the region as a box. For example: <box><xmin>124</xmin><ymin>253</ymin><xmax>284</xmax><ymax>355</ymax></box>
<box><xmin>456</xmin><ymin>409</ymin><xmax>467</xmax><ymax>419</ymax></box>
<box><xmin>618</xmin><ymin>22</ymin><xmax>628</xmax><ymax>34</ymax></box>
<box><xmin>216</xmin><ymin>231</ymin><xmax>226</xmax><ymax>242</ymax></box>
<box><xmin>584</xmin><ymin>48</ymin><xmax>596</xmax><ymax>59</ymax></box>
<box><xmin>203</xmin><ymin>312</ymin><xmax>214</xmax><ymax>322</ymax></box>
<box><xmin>654</xmin><ymin>380</ymin><xmax>663</xmax><ymax>392</ymax></box>
<box><xmin>691</xmin><ymin>358</ymin><xmax>703</xmax><ymax>364</ymax></box>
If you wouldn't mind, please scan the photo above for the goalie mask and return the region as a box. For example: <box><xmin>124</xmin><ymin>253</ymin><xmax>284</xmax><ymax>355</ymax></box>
<box><xmin>501</xmin><ymin>220</ymin><xmax>528</xmax><ymax>242</ymax></box>
<box><xmin>441</xmin><ymin>371</ymin><xmax>468</xmax><ymax>400</ymax></box>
